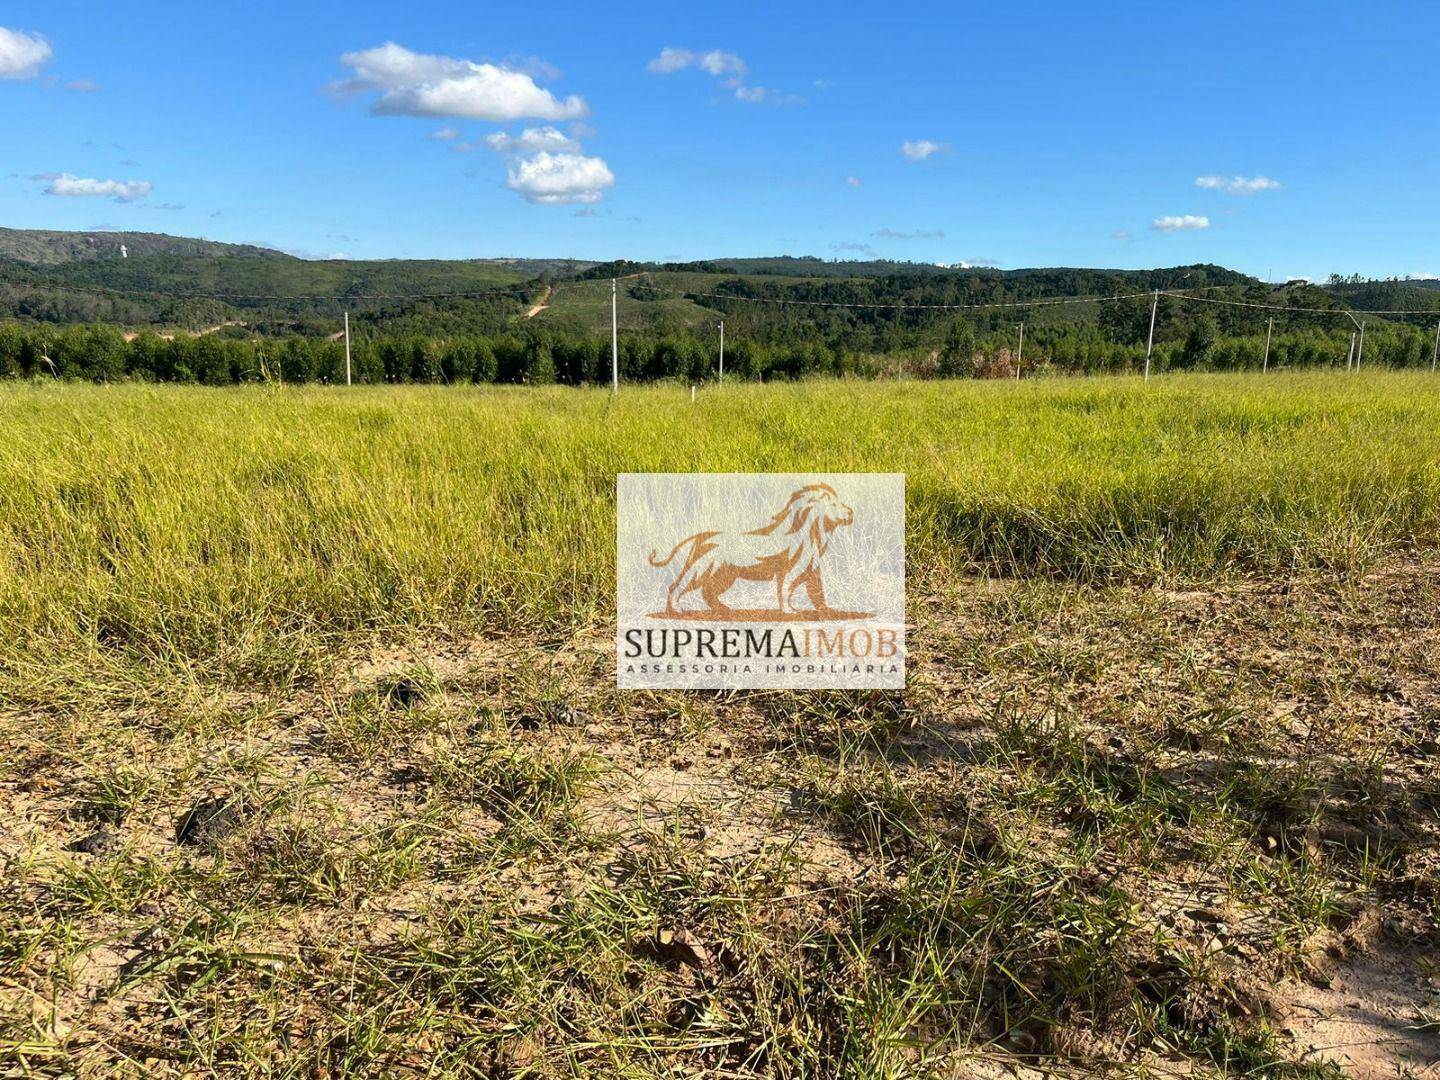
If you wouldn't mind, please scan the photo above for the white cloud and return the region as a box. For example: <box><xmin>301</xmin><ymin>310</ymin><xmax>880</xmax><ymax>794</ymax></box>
<box><xmin>831</xmin><ymin>241</ymin><xmax>878</xmax><ymax>257</ymax></box>
<box><xmin>64</xmin><ymin>78</ymin><xmax>99</xmax><ymax>93</ymax></box>
<box><xmin>874</xmin><ymin>228</ymin><xmax>946</xmax><ymax>240</ymax></box>
<box><xmin>900</xmin><ymin>139</ymin><xmax>944</xmax><ymax>162</ymax></box>
<box><xmin>485</xmin><ymin>125</ymin><xmax>579</xmax><ymax>154</ymax></box>
<box><xmin>698</xmin><ymin>50</ymin><xmax>746</xmax><ymax>76</ymax></box>
<box><xmin>646</xmin><ymin>46</ymin><xmax>692</xmax><ymax>74</ymax></box>
<box><xmin>647</xmin><ymin>47</ymin><xmax>747</xmax><ymax>77</ymax></box>
<box><xmin>845</xmin><ymin>175</ymin><xmax>861</xmax><ymax>188</ymax></box>
<box><xmin>430</xmin><ymin>127</ymin><xmax>460</xmax><ymax>140</ymax></box>
<box><xmin>336</xmin><ymin>42</ymin><xmax>586</xmax><ymax>121</ymax></box>
<box><xmin>1195</xmin><ymin>174</ymin><xmax>1281</xmax><ymax>195</ymax></box>
<box><xmin>646</xmin><ymin>46</ymin><xmax>796</xmax><ymax>104</ymax></box>
<box><xmin>0</xmin><ymin>27</ymin><xmax>50</xmax><ymax>79</ymax></box>
<box><xmin>44</xmin><ymin>173</ymin><xmax>153</xmax><ymax>202</ymax></box>
<box><xmin>506</xmin><ymin>151</ymin><xmax>614</xmax><ymax>204</ymax></box>
<box><xmin>502</xmin><ymin>54</ymin><xmax>561</xmax><ymax>82</ymax></box>
<box><xmin>1150</xmin><ymin>214</ymin><xmax>1210</xmax><ymax>232</ymax></box>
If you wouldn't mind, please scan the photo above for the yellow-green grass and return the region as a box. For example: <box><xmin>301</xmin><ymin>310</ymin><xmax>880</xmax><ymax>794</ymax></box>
<box><xmin>2</xmin><ymin>372</ymin><xmax>1439</xmax><ymax>700</ymax></box>
<box><xmin>4</xmin><ymin>371</ymin><xmax>1439</xmax><ymax>1076</ymax></box>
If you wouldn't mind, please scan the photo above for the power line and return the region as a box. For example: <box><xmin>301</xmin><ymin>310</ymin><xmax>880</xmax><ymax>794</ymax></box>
<box><xmin>676</xmin><ymin>287</ymin><xmax>1158</xmax><ymax>311</ymax></box>
<box><xmin>642</xmin><ymin>280</ymin><xmax>1440</xmax><ymax>320</ymax></box>
<box><xmin>0</xmin><ymin>278</ymin><xmax>529</xmax><ymax>303</ymax></box>
<box><xmin>5</xmin><ymin>273</ymin><xmax>1439</xmax><ymax>323</ymax></box>
<box><xmin>1162</xmin><ymin>290</ymin><xmax>1434</xmax><ymax>318</ymax></box>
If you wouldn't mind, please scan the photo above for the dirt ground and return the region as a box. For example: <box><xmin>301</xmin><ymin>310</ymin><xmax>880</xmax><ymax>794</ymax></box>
<box><xmin>2</xmin><ymin>558</ymin><xmax>1437</xmax><ymax>1076</ymax></box>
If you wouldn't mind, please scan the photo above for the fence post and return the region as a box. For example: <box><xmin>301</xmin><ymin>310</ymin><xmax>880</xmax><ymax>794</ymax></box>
<box><xmin>1144</xmin><ymin>291</ymin><xmax>1158</xmax><ymax>381</ymax></box>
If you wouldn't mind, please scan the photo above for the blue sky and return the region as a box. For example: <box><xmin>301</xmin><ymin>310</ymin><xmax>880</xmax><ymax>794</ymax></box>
<box><xmin>2</xmin><ymin>1</ymin><xmax>1437</xmax><ymax>279</ymax></box>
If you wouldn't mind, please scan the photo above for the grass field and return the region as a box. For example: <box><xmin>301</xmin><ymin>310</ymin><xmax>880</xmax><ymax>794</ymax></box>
<box><xmin>2</xmin><ymin>373</ymin><xmax>1438</xmax><ymax>1077</ymax></box>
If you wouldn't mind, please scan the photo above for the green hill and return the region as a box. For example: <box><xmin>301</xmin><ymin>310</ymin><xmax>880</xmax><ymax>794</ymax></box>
<box><xmin>0</xmin><ymin>227</ymin><xmax>280</xmax><ymax>264</ymax></box>
<box><xmin>0</xmin><ymin>229</ymin><xmax>600</xmax><ymax>335</ymax></box>
<box><xmin>2</xmin><ymin>228</ymin><xmax>1437</xmax><ymax>353</ymax></box>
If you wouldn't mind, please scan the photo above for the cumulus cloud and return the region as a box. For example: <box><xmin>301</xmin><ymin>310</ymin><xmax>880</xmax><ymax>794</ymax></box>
<box><xmin>647</xmin><ymin>47</ymin><xmax>747</xmax><ymax>77</ymax></box>
<box><xmin>44</xmin><ymin>173</ymin><xmax>153</xmax><ymax>202</ymax></box>
<box><xmin>900</xmin><ymin>139</ymin><xmax>944</xmax><ymax>162</ymax></box>
<box><xmin>335</xmin><ymin>42</ymin><xmax>586</xmax><ymax>121</ymax></box>
<box><xmin>874</xmin><ymin>227</ymin><xmax>945</xmax><ymax>240</ymax></box>
<box><xmin>502</xmin><ymin>54</ymin><xmax>562</xmax><ymax>82</ymax></box>
<box><xmin>1195</xmin><ymin>174</ymin><xmax>1281</xmax><ymax>195</ymax></box>
<box><xmin>845</xmin><ymin>175</ymin><xmax>861</xmax><ymax>188</ymax></box>
<box><xmin>1150</xmin><ymin>214</ymin><xmax>1210</xmax><ymax>232</ymax></box>
<box><xmin>0</xmin><ymin>27</ymin><xmax>50</xmax><ymax>79</ymax></box>
<box><xmin>647</xmin><ymin>46</ymin><xmax>798</xmax><ymax>105</ymax></box>
<box><xmin>505</xmin><ymin>151</ymin><xmax>614</xmax><ymax>204</ymax></box>
<box><xmin>954</xmin><ymin>258</ymin><xmax>999</xmax><ymax>268</ymax></box>
<box><xmin>485</xmin><ymin>125</ymin><xmax>579</xmax><ymax>154</ymax></box>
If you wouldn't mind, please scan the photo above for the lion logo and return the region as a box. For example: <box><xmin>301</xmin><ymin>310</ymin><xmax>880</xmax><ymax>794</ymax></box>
<box><xmin>647</xmin><ymin>483</ymin><xmax>867</xmax><ymax>621</ymax></box>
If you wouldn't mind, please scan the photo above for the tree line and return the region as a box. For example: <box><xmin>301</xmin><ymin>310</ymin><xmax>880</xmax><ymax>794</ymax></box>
<box><xmin>2</xmin><ymin>316</ymin><xmax>1435</xmax><ymax>385</ymax></box>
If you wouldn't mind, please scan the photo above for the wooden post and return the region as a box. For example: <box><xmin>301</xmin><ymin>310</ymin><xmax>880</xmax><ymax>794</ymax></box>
<box><xmin>1143</xmin><ymin>291</ymin><xmax>1158</xmax><ymax>381</ymax></box>
<box><xmin>611</xmin><ymin>278</ymin><xmax>619</xmax><ymax>394</ymax></box>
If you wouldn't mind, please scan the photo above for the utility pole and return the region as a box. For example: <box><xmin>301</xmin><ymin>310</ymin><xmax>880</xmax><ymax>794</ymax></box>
<box><xmin>1016</xmin><ymin>322</ymin><xmax>1024</xmax><ymax>379</ymax></box>
<box><xmin>1263</xmin><ymin>318</ymin><xmax>1272</xmax><ymax>374</ymax></box>
<box><xmin>718</xmin><ymin>319</ymin><xmax>725</xmax><ymax>382</ymax></box>
<box><xmin>611</xmin><ymin>278</ymin><xmax>619</xmax><ymax>394</ymax></box>
<box><xmin>1144</xmin><ymin>290</ymin><xmax>1158</xmax><ymax>381</ymax></box>
<box><xmin>1357</xmin><ymin>322</ymin><xmax>1365</xmax><ymax>371</ymax></box>
<box><xmin>343</xmin><ymin>311</ymin><xmax>352</xmax><ymax>386</ymax></box>
<box><xmin>1347</xmin><ymin>331</ymin><xmax>1355</xmax><ymax>371</ymax></box>
<box><xmin>1432</xmin><ymin>320</ymin><xmax>1439</xmax><ymax>372</ymax></box>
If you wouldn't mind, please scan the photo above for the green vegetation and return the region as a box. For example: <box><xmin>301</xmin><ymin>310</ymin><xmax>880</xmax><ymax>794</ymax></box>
<box><xmin>4</xmin><ymin>275</ymin><xmax>1440</xmax><ymax>387</ymax></box>
<box><xmin>2</xmin><ymin>229</ymin><xmax>1438</xmax><ymax>383</ymax></box>
<box><xmin>2</xmin><ymin>375</ymin><xmax>1437</xmax><ymax>1075</ymax></box>
<box><xmin>0</xmin><ymin>226</ymin><xmax>279</xmax><ymax>264</ymax></box>
<box><xmin>3</xmin><ymin>373</ymin><xmax>1439</xmax><ymax>687</ymax></box>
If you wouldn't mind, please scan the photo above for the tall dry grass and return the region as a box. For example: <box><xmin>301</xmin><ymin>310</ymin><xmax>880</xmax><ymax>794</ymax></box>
<box><xmin>2</xmin><ymin>372</ymin><xmax>1438</xmax><ymax>701</ymax></box>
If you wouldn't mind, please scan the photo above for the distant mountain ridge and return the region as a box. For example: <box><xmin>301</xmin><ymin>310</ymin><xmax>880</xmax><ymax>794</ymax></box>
<box><xmin>2</xmin><ymin>226</ymin><xmax>1437</xmax><ymax>342</ymax></box>
<box><xmin>0</xmin><ymin>228</ymin><xmax>597</xmax><ymax>280</ymax></box>
<box><xmin>0</xmin><ymin>228</ymin><xmax>283</xmax><ymax>265</ymax></box>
